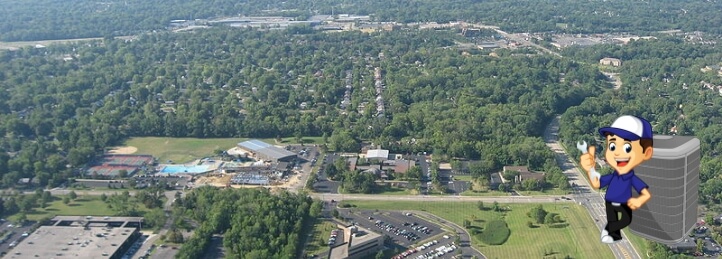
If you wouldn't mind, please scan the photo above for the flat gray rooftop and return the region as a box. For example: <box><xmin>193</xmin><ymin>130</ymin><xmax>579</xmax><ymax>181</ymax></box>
<box><xmin>349</xmin><ymin>226</ymin><xmax>381</xmax><ymax>247</ymax></box>
<box><xmin>7</xmin><ymin>226</ymin><xmax>137</xmax><ymax>259</ymax></box>
<box><xmin>238</xmin><ymin>139</ymin><xmax>297</xmax><ymax>160</ymax></box>
<box><xmin>53</xmin><ymin>215</ymin><xmax>144</xmax><ymax>223</ymax></box>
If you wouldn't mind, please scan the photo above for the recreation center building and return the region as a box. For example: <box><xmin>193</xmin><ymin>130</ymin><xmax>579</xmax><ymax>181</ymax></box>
<box><xmin>237</xmin><ymin>139</ymin><xmax>297</xmax><ymax>162</ymax></box>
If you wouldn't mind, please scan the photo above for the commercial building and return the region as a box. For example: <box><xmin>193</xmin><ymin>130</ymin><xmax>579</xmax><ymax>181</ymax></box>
<box><xmin>629</xmin><ymin>135</ymin><xmax>700</xmax><ymax>245</ymax></box>
<box><xmin>329</xmin><ymin>225</ymin><xmax>383</xmax><ymax>259</ymax></box>
<box><xmin>8</xmin><ymin>216</ymin><xmax>143</xmax><ymax>259</ymax></box>
<box><xmin>365</xmin><ymin>149</ymin><xmax>390</xmax><ymax>160</ymax></box>
<box><xmin>501</xmin><ymin>166</ymin><xmax>545</xmax><ymax>183</ymax></box>
<box><xmin>599</xmin><ymin>57</ymin><xmax>622</xmax><ymax>67</ymax></box>
<box><xmin>237</xmin><ymin>139</ymin><xmax>297</xmax><ymax>162</ymax></box>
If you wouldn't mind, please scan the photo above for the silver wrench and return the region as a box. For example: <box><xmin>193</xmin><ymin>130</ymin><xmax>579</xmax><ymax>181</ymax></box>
<box><xmin>576</xmin><ymin>141</ymin><xmax>601</xmax><ymax>180</ymax></box>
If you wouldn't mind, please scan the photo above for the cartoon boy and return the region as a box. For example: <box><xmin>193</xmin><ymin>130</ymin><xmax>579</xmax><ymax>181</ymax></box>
<box><xmin>580</xmin><ymin>115</ymin><xmax>653</xmax><ymax>244</ymax></box>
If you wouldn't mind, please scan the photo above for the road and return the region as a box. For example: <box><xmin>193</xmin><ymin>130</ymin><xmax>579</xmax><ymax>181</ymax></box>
<box><xmin>132</xmin><ymin>190</ymin><xmax>181</xmax><ymax>259</ymax></box>
<box><xmin>465</xmin><ymin>23</ymin><xmax>562</xmax><ymax>57</ymax></box>
<box><xmin>544</xmin><ymin>115</ymin><xmax>641</xmax><ymax>259</ymax></box>
<box><xmin>312</xmin><ymin>193</ymin><xmax>568</xmax><ymax>204</ymax></box>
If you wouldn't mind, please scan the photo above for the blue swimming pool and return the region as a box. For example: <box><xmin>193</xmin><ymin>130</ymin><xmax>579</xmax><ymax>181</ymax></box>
<box><xmin>160</xmin><ymin>165</ymin><xmax>210</xmax><ymax>174</ymax></box>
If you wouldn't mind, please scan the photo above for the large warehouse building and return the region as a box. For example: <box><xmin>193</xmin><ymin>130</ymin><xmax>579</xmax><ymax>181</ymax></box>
<box><xmin>237</xmin><ymin>139</ymin><xmax>297</xmax><ymax>162</ymax></box>
<box><xmin>8</xmin><ymin>216</ymin><xmax>143</xmax><ymax>259</ymax></box>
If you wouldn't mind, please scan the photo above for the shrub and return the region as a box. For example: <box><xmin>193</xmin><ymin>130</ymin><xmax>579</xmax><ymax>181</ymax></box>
<box><xmin>479</xmin><ymin>220</ymin><xmax>510</xmax><ymax>245</ymax></box>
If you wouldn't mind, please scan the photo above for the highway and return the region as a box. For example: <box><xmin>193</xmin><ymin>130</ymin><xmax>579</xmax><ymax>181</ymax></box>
<box><xmin>544</xmin><ymin>115</ymin><xmax>641</xmax><ymax>259</ymax></box>
<box><xmin>462</xmin><ymin>22</ymin><xmax>562</xmax><ymax>57</ymax></box>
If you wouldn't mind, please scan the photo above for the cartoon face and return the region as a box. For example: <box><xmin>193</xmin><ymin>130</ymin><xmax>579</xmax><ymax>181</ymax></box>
<box><xmin>604</xmin><ymin>134</ymin><xmax>653</xmax><ymax>174</ymax></box>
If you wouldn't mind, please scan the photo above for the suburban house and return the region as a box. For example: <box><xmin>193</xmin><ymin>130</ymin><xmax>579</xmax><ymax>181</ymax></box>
<box><xmin>599</xmin><ymin>57</ymin><xmax>622</xmax><ymax>67</ymax></box>
<box><xmin>500</xmin><ymin>166</ymin><xmax>545</xmax><ymax>183</ymax></box>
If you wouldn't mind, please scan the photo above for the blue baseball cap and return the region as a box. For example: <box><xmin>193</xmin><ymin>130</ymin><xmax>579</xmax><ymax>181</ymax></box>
<box><xmin>598</xmin><ymin>115</ymin><xmax>653</xmax><ymax>141</ymax></box>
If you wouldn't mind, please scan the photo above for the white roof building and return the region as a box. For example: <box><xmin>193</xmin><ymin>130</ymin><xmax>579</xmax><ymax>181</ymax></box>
<box><xmin>366</xmin><ymin>149</ymin><xmax>389</xmax><ymax>160</ymax></box>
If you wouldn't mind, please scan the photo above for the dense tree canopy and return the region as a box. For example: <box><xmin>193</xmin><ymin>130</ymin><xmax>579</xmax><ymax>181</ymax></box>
<box><xmin>0</xmin><ymin>27</ymin><xmax>603</xmax><ymax>187</ymax></box>
<box><xmin>176</xmin><ymin>186</ymin><xmax>317</xmax><ymax>259</ymax></box>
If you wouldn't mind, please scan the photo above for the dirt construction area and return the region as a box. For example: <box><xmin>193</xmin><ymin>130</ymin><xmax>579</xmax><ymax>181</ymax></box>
<box><xmin>108</xmin><ymin>146</ymin><xmax>139</xmax><ymax>155</ymax></box>
<box><xmin>195</xmin><ymin>174</ymin><xmax>232</xmax><ymax>187</ymax></box>
<box><xmin>193</xmin><ymin>172</ymin><xmax>303</xmax><ymax>190</ymax></box>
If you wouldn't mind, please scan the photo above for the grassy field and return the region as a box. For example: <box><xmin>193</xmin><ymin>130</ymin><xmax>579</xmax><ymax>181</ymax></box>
<box><xmin>304</xmin><ymin>219</ymin><xmax>337</xmax><ymax>256</ymax></box>
<box><xmin>625</xmin><ymin>230</ymin><xmax>650</xmax><ymax>258</ymax></box>
<box><xmin>124</xmin><ymin>136</ymin><xmax>324</xmax><ymax>163</ymax></box>
<box><xmin>343</xmin><ymin>200</ymin><xmax>615</xmax><ymax>259</ymax></box>
<box><xmin>8</xmin><ymin>195</ymin><xmax>148</xmax><ymax>221</ymax></box>
<box><xmin>517</xmin><ymin>188</ymin><xmax>571</xmax><ymax>196</ymax></box>
<box><xmin>125</xmin><ymin>137</ymin><xmax>245</xmax><ymax>163</ymax></box>
<box><xmin>461</xmin><ymin>189</ymin><xmax>513</xmax><ymax>196</ymax></box>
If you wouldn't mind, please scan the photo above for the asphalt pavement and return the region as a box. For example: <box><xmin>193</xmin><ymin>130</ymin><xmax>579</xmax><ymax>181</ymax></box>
<box><xmin>0</xmin><ymin>221</ymin><xmax>34</xmax><ymax>257</ymax></box>
<box><xmin>313</xmin><ymin>193</ymin><xmax>566</xmax><ymax>203</ymax></box>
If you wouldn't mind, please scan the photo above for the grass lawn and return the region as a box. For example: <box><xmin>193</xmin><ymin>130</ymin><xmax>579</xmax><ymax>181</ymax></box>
<box><xmin>625</xmin><ymin>231</ymin><xmax>649</xmax><ymax>258</ymax></box>
<box><xmin>125</xmin><ymin>137</ymin><xmax>245</xmax><ymax>163</ymax></box>
<box><xmin>343</xmin><ymin>200</ymin><xmax>614</xmax><ymax>259</ymax></box>
<box><xmin>460</xmin><ymin>189</ymin><xmax>511</xmax><ymax>196</ymax></box>
<box><xmin>7</xmin><ymin>196</ymin><xmax>151</xmax><ymax>222</ymax></box>
<box><xmin>305</xmin><ymin>219</ymin><xmax>337</xmax><ymax>256</ymax></box>
<box><xmin>375</xmin><ymin>186</ymin><xmax>417</xmax><ymax>196</ymax></box>
<box><xmin>452</xmin><ymin>175</ymin><xmax>475</xmax><ymax>182</ymax></box>
<box><xmin>10</xmin><ymin>196</ymin><xmax>113</xmax><ymax>221</ymax></box>
<box><xmin>517</xmin><ymin>188</ymin><xmax>571</xmax><ymax>196</ymax></box>
<box><xmin>125</xmin><ymin>136</ymin><xmax>324</xmax><ymax>163</ymax></box>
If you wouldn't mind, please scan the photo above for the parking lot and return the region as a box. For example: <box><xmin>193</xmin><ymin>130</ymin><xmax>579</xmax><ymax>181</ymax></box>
<box><xmin>313</xmin><ymin>153</ymin><xmax>341</xmax><ymax>193</ymax></box>
<box><xmin>328</xmin><ymin>228</ymin><xmax>344</xmax><ymax>247</ymax></box>
<box><xmin>392</xmin><ymin>238</ymin><xmax>461</xmax><ymax>259</ymax></box>
<box><xmin>0</xmin><ymin>221</ymin><xmax>35</xmax><ymax>257</ymax></box>
<box><xmin>339</xmin><ymin>209</ymin><xmax>448</xmax><ymax>248</ymax></box>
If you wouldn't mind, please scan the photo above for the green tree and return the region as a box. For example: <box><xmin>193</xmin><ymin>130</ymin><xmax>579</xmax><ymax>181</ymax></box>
<box><xmin>69</xmin><ymin>191</ymin><xmax>77</xmax><ymax>200</ymax></box>
<box><xmin>544</xmin><ymin>213</ymin><xmax>559</xmax><ymax>224</ymax></box>
<box><xmin>477</xmin><ymin>201</ymin><xmax>484</xmax><ymax>210</ymax></box>
<box><xmin>527</xmin><ymin>205</ymin><xmax>548</xmax><ymax>224</ymax></box>
<box><xmin>128</xmin><ymin>178</ymin><xmax>137</xmax><ymax>189</ymax></box>
<box><xmin>63</xmin><ymin>196</ymin><xmax>70</xmax><ymax>205</ymax></box>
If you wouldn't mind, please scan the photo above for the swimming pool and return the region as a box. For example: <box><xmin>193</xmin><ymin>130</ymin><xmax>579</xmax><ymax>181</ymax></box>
<box><xmin>160</xmin><ymin>165</ymin><xmax>210</xmax><ymax>174</ymax></box>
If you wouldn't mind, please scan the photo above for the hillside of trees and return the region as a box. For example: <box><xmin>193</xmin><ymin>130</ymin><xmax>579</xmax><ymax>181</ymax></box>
<box><xmin>559</xmin><ymin>37</ymin><xmax>722</xmax><ymax>208</ymax></box>
<box><xmin>1</xmin><ymin>0</ymin><xmax>721</xmax><ymax>41</ymax></box>
<box><xmin>0</xmin><ymin>27</ymin><xmax>603</xmax><ymax>188</ymax></box>
<box><xmin>175</xmin><ymin>186</ymin><xmax>320</xmax><ymax>259</ymax></box>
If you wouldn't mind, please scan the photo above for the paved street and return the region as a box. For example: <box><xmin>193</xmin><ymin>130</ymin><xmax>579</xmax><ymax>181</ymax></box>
<box><xmin>544</xmin><ymin>115</ymin><xmax>640</xmax><ymax>259</ymax></box>
<box><xmin>312</xmin><ymin>193</ymin><xmax>567</xmax><ymax>203</ymax></box>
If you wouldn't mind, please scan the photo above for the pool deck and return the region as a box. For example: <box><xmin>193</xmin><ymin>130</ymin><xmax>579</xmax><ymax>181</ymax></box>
<box><xmin>156</xmin><ymin>159</ymin><xmax>224</xmax><ymax>175</ymax></box>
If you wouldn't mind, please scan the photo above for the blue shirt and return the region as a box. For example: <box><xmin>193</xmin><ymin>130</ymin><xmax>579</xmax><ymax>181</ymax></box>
<box><xmin>599</xmin><ymin>170</ymin><xmax>649</xmax><ymax>203</ymax></box>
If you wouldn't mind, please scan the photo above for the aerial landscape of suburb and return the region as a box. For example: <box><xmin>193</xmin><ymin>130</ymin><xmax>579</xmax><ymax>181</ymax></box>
<box><xmin>2</xmin><ymin>0</ymin><xmax>722</xmax><ymax>259</ymax></box>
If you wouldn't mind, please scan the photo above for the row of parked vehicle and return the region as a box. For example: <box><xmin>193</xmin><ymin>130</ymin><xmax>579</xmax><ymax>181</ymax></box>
<box><xmin>393</xmin><ymin>239</ymin><xmax>459</xmax><ymax>259</ymax></box>
<box><xmin>328</xmin><ymin>229</ymin><xmax>339</xmax><ymax>246</ymax></box>
<box><xmin>415</xmin><ymin>244</ymin><xmax>457</xmax><ymax>259</ymax></box>
<box><xmin>404</xmin><ymin>222</ymin><xmax>432</xmax><ymax>235</ymax></box>
<box><xmin>375</xmin><ymin>220</ymin><xmax>419</xmax><ymax>241</ymax></box>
